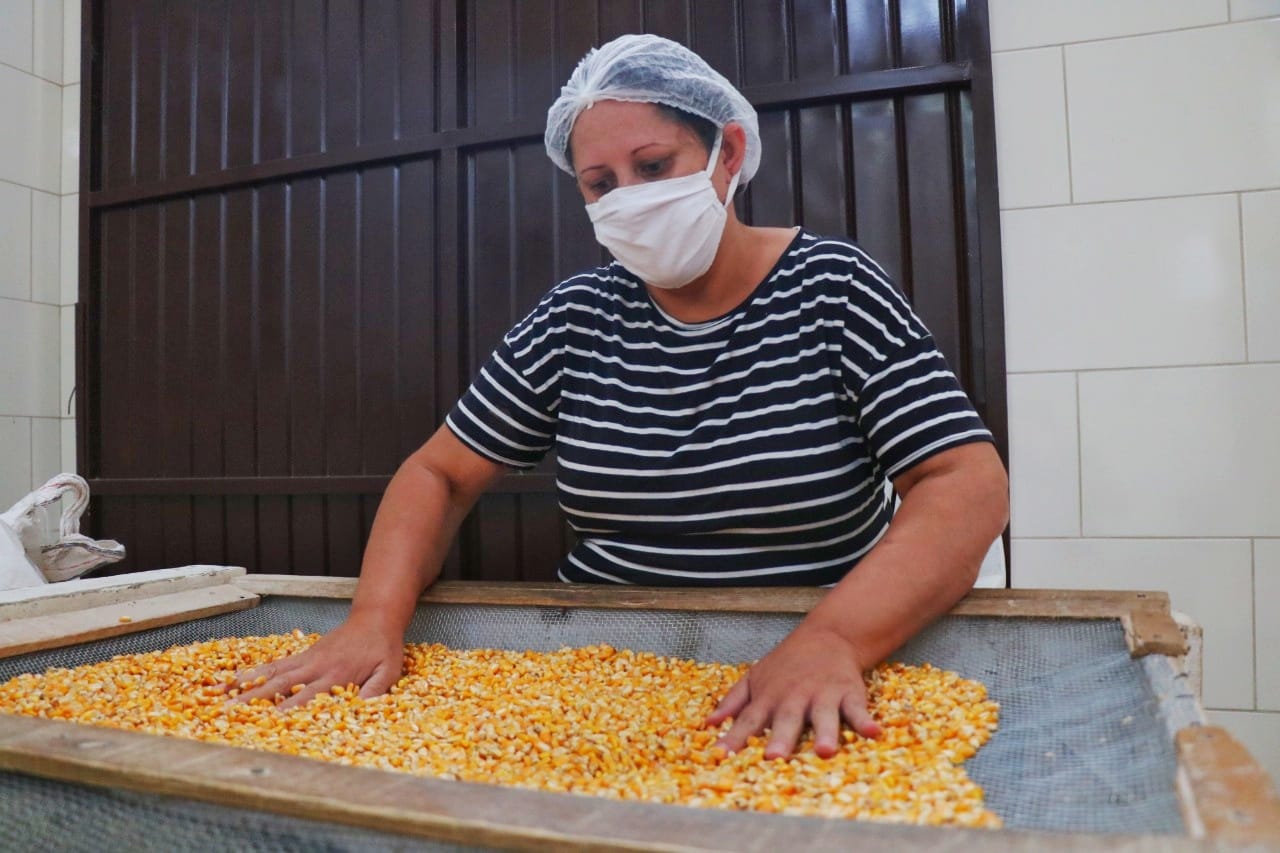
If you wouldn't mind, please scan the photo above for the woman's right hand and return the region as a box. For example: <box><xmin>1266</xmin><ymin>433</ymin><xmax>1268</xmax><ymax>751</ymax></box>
<box><xmin>228</xmin><ymin>428</ymin><xmax>503</xmax><ymax>711</ymax></box>
<box><xmin>229</xmin><ymin>612</ymin><xmax>405</xmax><ymax>710</ymax></box>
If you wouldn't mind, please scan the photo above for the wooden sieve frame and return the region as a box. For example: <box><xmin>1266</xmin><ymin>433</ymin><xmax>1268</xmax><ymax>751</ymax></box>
<box><xmin>0</xmin><ymin>567</ymin><xmax>1275</xmax><ymax>851</ymax></box>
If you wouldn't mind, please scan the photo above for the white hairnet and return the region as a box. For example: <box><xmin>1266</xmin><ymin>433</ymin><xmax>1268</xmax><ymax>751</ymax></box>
<box><xmin>545</xmin><ymin>34</ymin><xmax>761</xmax><ymax>187</ymax></box>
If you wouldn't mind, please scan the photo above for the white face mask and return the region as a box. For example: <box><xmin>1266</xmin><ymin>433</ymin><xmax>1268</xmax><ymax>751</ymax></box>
<box><xmin>585</xmin><ymin>132</ymin><xmax>740</xmax><ymax>290</ymax></box>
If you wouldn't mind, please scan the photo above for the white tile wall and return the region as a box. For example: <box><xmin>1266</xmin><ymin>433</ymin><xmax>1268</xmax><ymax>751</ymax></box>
<box><xmin>1067</xmin><ymin>20</ymin><xmax>1280</xmax><ymax>202</ymax></box>
<box><xmin>0</xmin><ymin>62</ymin><xmax>60</xmax><ymax>193</ymax></box>
<box><xmin>59</xmin><ymin>192</ymin><xmax>75</xmax><ymax>304</ymax></box>
<box><xmin>0</xmin><ymin>181</ymin><xmax>31</xmax><ymax>300</ymax></box>
<box><xmin>60</xmin><ymin>0</ymin><xmax>76</xmax><ymax>84</ymax></box>
<box><xmin>31</xmin><ymin>0</ymin><xmax>60</xmax><ymax>83</ymax></box>
<box><xmin>58</xmin><ymin>416</ymin><xmax>73</xmax><ymax>473</ymax></box>
<box><xmin>0</xmin><ymin>0</ymin><xmax>34</xmax><ymax>72</ymax></box>
<box><xmin>1079</xmin><ymin>364</ymin><xmax>1280</xmax><ymax>537</ymax></box>
<box><xmin>1231</xmin><ymin>0</ymin><xmax>1280</xmax><ymax>19</ymax></box>
<box><xmin>58</xmin><ymin>303</ymin><xmax>73</xmax><ymax>412</ymax></box>
<box><xmin>0</xmin><ymin>416</ymin><xmax>31</xmax><ymax>504</ymax></box>
<box><xmin>990</xmin><ymin>48</ymin><xmax>1071</xmax><ymax>209</ymax></box>
<box><xmin>60</xmin><ymin>81</ymin><xmax>77</xmax><ymax>194</ymax></box>
<box><xmin>1209</xmin><ymin>711</ymin><xmax>1280</xmax><ymax>786</ymax></box>
<box><xmin>1256</xmin><ymin>539</ymin><xmax>1280</xmax><ymax>711</ymax></box>
<box><xmin>1002</xmin><ymin>195</ymin><xmax>1245</xmax><ymax>372</ymax></box>
<box><xmin>0</xmin><ymin>298</ymin><xmax>59</xmax><ymax>417</ymax></box>
<box><xmin>30</xmin><ymin>187</ymin><xmax>58</xmax><ymax>303</ymax></box>
<box><xmin>1242</xmin><ymin>190</ymin><xmax>1280</xmax><ymax>363</ymax></box>
<box><xmin>988</xmin><ymin>0</ymin><xmax>1228</xmax><ymax>51</ymax></box>
<box><xmin>29</xmin><ymin>414</ymin><xmax>58</xmax><ymax>487</ymax></box>
<box><xmin>1007</xmin><ymin>373</ymin><xmax>1079</xmax><ymax>537</ymax></box>
<box><xmin>0</xmin><ymin>1</ymin><xmax>77</xmax><ymax>502</ymax></box>
<box><xmin>1013</xmin><ymin>538</ymin><xmax>1255</xmax><ymax>709</ymax></box>
<box><xmin>1</xmin><ymin>1</ymin><xmax>76</xmax><ymax>508</ymax></box>
<box><xmin>58</xmin><ymin>8</ymin><xmax>75</xmax><ymax>476</ymax></box>
<box><xmin>992</xmin><ymin>4</ymin><xmax>1280</xmax><ymax>783</ymax></box>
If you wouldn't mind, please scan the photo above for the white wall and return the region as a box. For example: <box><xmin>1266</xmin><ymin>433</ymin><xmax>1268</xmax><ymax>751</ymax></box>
<box><xmin>990</xmin><ymin>1</ymin><xmax>1280</xmax><ymax>782</ymax></box>
<box><xmin>0</xmin><ymin>0</ymin><xmax>78</xmax><ymax>506</ymax></box>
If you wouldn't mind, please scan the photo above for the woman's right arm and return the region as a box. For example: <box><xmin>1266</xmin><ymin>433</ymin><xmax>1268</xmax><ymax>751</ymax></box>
<box><xmin>233</xmin><ymin>425</ymin><xmax>507</xmax><ymax>708</ymax></box>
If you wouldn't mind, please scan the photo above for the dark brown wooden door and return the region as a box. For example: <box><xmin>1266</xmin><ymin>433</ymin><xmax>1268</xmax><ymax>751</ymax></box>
<box><xmin>78</xmin><ymin>0</ymin><xmax>1006</xmax><ymax>580</ymax></box>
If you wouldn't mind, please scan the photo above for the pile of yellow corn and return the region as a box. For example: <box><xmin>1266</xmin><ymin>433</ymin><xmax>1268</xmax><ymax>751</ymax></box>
<box><xmin>0</xmin><ymin>633</ymin><xmax>1001</xmax><ymax>827</ymax></box>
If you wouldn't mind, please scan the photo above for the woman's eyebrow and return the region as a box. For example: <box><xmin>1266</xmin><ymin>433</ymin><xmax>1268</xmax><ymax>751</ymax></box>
<box><xmin>579</xmin><ymin>142</ymin><xmax>672</xmax><ymax>175</ymax></box>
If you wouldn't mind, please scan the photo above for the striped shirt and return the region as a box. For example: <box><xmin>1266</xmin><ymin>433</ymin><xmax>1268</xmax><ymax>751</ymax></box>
<box><xmin>446</xmin><ymin>229</ymin><xmax>992</xmax><ymax>586</ymax></box>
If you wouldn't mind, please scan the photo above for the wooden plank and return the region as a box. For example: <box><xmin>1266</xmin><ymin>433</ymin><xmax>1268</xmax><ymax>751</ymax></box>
<box><xmin>233</xmin><ymin>577</ymin><xmax>1174</xmax><ymax>621</ymax></box>
<box><xmin>1175</xmin><ymin>726</ymin><xmax>1280</xmax><ymax>846</ymax></box>
<box><xmin>0</xmin><ymin>714</ymin><xmax>1209</xmax><ymax>852</ymax></box>
<box><xmin>0</xmin><ymin>586</ymin><xmax>259</xmax><ymax>659</ymax></box>
<box><xmin>1124</xmin><ymin>609</ymin><xmax>1191</xmax><ymax>658</ymax></box>
<box><xmin>949</xmin><ymin>588</ymin><xmax>1172</xmax><ymax>619</ymax></box>
<box><xmin>0</xmin><ymin>565</ymin><xmax>246</xmax><ymax>619</ymax></box>
<box><xmin>1174</xmin><ymin>612</ymin><xmax>1204</xmax><ymax>701</ymax></box>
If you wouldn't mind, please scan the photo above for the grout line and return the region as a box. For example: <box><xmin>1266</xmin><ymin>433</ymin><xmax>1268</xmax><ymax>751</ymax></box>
<box><xmin>29</xmin><ymin>0</ymin><xmax>36</xmax><ymax>97</ymax></box>
<box><xmin>54</xmin><ymin>181</ymin><xmax>62</xmax><ymax>307</ymax></box>
<box><xmin>1060</xmin><ymin>46</ymin><xmax>1074</xmax><ymax>205</ymax></box>
<box><xmin>0</xmin><ymin>294</ymin><xmax>68</xmax><ymax>310</ymax></box>
<box><xmin>0</xmin><ymin>176</ymin><xmax>66</xmax><ymax>198</ymax></box>
<box><xmin>1238</xmin><ymin>193</ymin><xmax>1251</xmax><ymax>361</ymax></box>
<box><xmin>26</xmin><ymin>186</ymin><xmax>35</xmax><ymax>302</ymax></box>
<box><xmin>1251</xmin><ymin>538</ymin><xmax>1257</xmax><ymax>710</ymax></box>
<box><xmin>1204</xmin><ymin>708</ymin><xmax>1280</xmax><ymax>715</ymax></box>
<box><xmin>1000</xmin><ymin>186</ymin><xmax>1280</xmax><ymax>212</ymax></box>
<box><xmin>1074</xmin><ymin>371</ymin><xmax>1084</xmax><ymax>536</ymax></box>
<box><xmin>1008</xmin><ymin>360</ymin><xmax>1280</xmax><ymax>376</ymax></box>
<box><xmin>1013</xmin><ymin>535</ymin><xmax>1258</xmax><ymax>541</ymax></box>
<box><xmin>0</xmin><ymin>58</ymin><xmax>62</xmax><ymax>88</ymax></box>
<box><xmin>990</xmin><ymin>16</ymin><xmax>1246</xmax><ymax>53</ymax></box>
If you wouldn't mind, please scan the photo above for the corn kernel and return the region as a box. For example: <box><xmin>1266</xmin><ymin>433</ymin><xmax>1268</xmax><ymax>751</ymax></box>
<box><xmin>0</xmin><ymin>635</ymin><xmax>1000</xmax><ymax>828</ymax></box>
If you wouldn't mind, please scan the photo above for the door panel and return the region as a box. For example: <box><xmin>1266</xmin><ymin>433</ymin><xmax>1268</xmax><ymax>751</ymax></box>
<box><xmin>80</xmin><ymin>0</ymin><xmax>1006</xmax><ymax>581</ymax></box>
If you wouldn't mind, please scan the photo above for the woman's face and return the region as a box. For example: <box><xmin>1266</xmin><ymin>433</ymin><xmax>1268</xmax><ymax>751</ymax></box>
<box><xmin>569</xmin><ymin>101</ymin><xmax>717</xmax><ymax>203</ymax></box>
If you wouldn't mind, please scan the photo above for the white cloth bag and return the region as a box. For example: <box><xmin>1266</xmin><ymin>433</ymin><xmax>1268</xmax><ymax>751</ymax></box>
<box><xmin>0</xmin><ymin>474</ymin><xmax>126</xmax><ymax>590</ymax></box>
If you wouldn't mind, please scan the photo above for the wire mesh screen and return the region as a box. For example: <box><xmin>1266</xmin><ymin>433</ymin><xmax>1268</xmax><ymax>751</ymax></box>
<box><xmin>0</xmin><ymin>771</ymin><xmax>485</xmax><ymax>853</ymax></box>
<box><xmin>0</xmin><ymin>596</ymin><xmax>1189</xmax><ymax>844</ymax></box>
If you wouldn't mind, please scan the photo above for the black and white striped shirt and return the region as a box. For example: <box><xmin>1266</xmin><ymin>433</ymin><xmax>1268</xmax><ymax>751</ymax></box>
<box><xmin>446</xmin><ymin>230</ymin><xmax>992</xmax><ymax>586</ymax></box>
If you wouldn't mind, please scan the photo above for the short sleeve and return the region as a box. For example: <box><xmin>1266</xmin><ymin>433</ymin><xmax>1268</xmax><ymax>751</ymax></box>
<box><xmin>445</xmin><ymin>297</ymin><xmax>563</xmax><ymax>470</ymax></box>
<box><xmin>831</xmin><ymin>242</ymin><xmax>992</xmax><ymax>480</ymax></box>
<box><xmin>855</xmin><ymin>337</ymin><xmax>992</xmax><ymax>479</ymax></box>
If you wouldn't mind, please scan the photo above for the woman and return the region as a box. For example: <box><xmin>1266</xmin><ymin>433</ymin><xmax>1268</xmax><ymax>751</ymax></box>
<box><xmin>237</xmin><ymin>35</ymin><xmax>1008</xmax><ymax>760</ymax></box>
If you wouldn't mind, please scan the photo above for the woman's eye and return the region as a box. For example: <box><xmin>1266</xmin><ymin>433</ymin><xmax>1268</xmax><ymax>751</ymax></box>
<box><xmin>638</xmin><ymin>160</ymin><xmax>666</xmax><ymax>177</ymax></box>
<box><xmin>591</xmin><ymin>181</ymin><xmax>612</xmax><ymax>196</ymax></box>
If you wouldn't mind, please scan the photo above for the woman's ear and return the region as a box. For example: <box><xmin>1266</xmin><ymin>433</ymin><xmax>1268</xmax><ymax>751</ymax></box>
<box><xmin>720</xmin><ymin>121</ymin><xmax>748</xmax><ymax>179</ymax></box>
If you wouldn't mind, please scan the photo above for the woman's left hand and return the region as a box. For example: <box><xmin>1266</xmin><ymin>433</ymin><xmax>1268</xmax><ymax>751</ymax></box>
<box><xmin>706</xmin><ymin>623</ymin><xmax>883</xmax><ymax>759</ymax></box>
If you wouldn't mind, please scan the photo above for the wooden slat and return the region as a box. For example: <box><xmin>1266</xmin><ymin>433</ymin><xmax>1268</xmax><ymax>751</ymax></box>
<box><xmin>86</xmin><ymin>472</ymin><xmax>557</xmax><ymax>496</ymax></box>
<box><xmin>84</xmin><ymin>63</ymin><xmax>974</xmax><ymax>212</ymax></box>
<box><xmin>16</xmin><ymin>569</ymin><xmax>1182</xmax><ymax>658</ymax></box>
<box><xmin>0</xmin><ymin>714</ymin><xmax>1209</xmax><ymax>852</ymax></box>
<box><xmin>0</xmin><ymin>565</ymin><xmax>246</xmax><ymax>619</ymax></box>
<box><xmin>0</xmin><ymin>586</ymin><xmax>259</xmax><ymax>659</ymax></box>
<box><xmin>231</xmin><ymin>578</ymin><xmax>1190</xmax><ymax>657</ymax></box>
<box><xmin>233</xmin><ymin>577</ymin><xmax>1177</xmax><ymax>621</ymax></box>
<box><xmin>1124</xmin><ymin>609</ymin><xmax>1191</xmax><ymax>658</ymax></box>
<box><xmin>1175</xmin><ymin>726</ymin><xmax>1280</xmax><ymax>846</ymax></box>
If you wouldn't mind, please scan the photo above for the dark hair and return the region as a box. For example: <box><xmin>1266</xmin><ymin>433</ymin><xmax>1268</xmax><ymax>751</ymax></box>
<box><xmin>566</xmin><ymin>102</ymin><xmax>719</xmax><ymax>170</ymax></box>
<box><xmin>655</xmin><ymin>104</ymin><xmax>718</xmax><ymax>153</ymax></box>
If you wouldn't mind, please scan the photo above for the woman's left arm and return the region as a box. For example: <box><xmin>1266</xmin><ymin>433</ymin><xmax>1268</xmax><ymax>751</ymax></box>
<box><xmin>707</xmin><ymin>440</ymin><xmax>1009</xmax><ymax>758</ymax></box>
